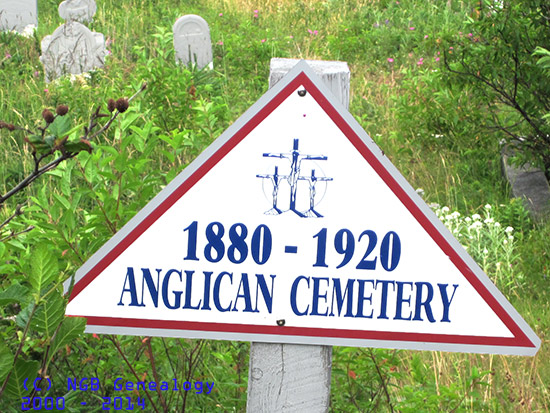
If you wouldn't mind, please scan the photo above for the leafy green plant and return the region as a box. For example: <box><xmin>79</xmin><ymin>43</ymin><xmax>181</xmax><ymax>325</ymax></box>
<box><xmin>0</xmin><ymin>87</ymin><xmax>146</xmax><ymax>409</ymax></box>
<box><xmin>443</xmin><ymin>0</ymin><xmax>550</xmax><ymax>176</ymax></box>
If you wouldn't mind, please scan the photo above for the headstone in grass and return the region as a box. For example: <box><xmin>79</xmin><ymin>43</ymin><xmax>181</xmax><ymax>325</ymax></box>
<box><xmin>40</xmin><ymin>21</ymin><xmax>105</xmax><ymax>82</ymax></box>
<box><xmin>502</xmin><ymin>147</ymin><xmax>550</xmax><ymax>221</ymax></box>
<box><xmin>173</xmin><ymin>14</ymin><xmax>213</xmax><ymax>69</ymax></box>
<box><xmin>58</xmin><ymin>0</ymin><xmax>97</xmax><ymax>24</ymax></box>
<box><xmin>0</xmin><ymin>0</ymin><xmax>38</xmax><ymax>33</ymax></box>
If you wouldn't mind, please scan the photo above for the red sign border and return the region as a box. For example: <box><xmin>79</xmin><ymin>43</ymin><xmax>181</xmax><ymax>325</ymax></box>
<box><xmin>67</xmin><ymin>67</ymin><xmax>537</xmax><ymax>352</ymax></box>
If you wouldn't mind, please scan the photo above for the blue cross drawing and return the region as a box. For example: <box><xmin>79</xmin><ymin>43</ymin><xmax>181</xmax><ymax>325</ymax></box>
<box><xmin>256</xmin><ymin>139</ymin><xmax>333</xmax><ymax>217</ymax></box>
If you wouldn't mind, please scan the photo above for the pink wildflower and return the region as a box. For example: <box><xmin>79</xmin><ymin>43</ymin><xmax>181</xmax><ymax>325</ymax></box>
<box><xmin>387</xmin><ymin>57</ymin><xmax>394</xmax><ymax>63</ymax></box>
<box><xmin>468</xmin><ymin>33</ymin><xmax>473</xmax><ymax>37</ymax></box>
<box><xmin>217</xmin><ymin>40</ymin><xmax>223</xmax><ymax>45</ymax></box>
<box><xmin>417</xmin><ymin>57</ymin><xmax>424</xmax><ymax>65</ymax></box>
<box><xmin>5</xmin><ymin>52</ymin><xmax>11</xmax><ymax>59</ymax></box>
<box><xmin>435</xmin><ymin>57</ymin><xmax>440</xmax><ymax>62</ymax></box>
<box><xmin>261</xmin><ymin>38</ymin><xmax>266</xmax><ymax>43</ymax></box>
<box><xmin>219</xmin><ymin>13</ymin><xmax>223</xmax><ymax>17</ymax></box>
<box><xmin>409</xmin><ymin>27</ymin><xmax>415</xmax><ymax>30</ymax></box>
<box><xmin>424</xmin><ymin>35</ymin><xmax>429</xmax><ymax>39</ymax></box>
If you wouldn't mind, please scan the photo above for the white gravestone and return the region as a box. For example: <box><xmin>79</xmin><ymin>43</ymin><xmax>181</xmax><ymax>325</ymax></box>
<box><xmin>40</xmin><ymin>21</ymin><xmax>105</xmax><ymax>82</ymax></box>
<box><xmin>173</xmin><ymin>15</ymin><xmax>213</xmax><ymax>69</ymax></box>
<box><xmin>0</xmin><ymin>0</ymin><xmax>38</xmax><ymax>33</ymax></box>
<box><xmin>58</xmin><ymin>0</ymin><xmax>96</xmax><ymax>24</ymax></box>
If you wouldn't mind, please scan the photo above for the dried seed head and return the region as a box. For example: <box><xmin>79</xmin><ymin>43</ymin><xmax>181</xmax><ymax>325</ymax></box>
<box><xmin>115</xmin><ymin>98</ymin><xmax>129</xmax><ymax>113</ymax></box>
<box><xmin>0</xmin><ymin>121</ymin><xmax>7</xmax><ymax>129</ymax></box>
<box><xmin>56</xmin><ymin>104</ymin><xmax>69</xmax><ymax>116</ymax></box>
<box><xmin>6</xmin><ymin>123</ymin><xmax>15</xmax><ymax>131</ymax></box>
<box><xmin>107</xmin><ymin>98</ymin><xmax>116</xmax><ymax>113</ymax></box>
<box><xmin>42</xmin><ymin>109</ymin><xmax>55</xmax><ymax>124</ymax></box>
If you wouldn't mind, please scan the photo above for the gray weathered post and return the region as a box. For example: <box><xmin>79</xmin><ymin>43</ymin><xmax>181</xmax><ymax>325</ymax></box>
<box><xmin>246</xmin><ymin>58</ymin><xmax>350</xmax><ymax>413</ymax></box>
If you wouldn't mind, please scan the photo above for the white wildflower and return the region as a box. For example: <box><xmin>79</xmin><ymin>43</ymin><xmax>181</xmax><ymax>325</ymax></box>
<box><xmin>465</xmin><ymin>217</ymin><xmax>472</xmax><ymax>223</ymax></box>
<box><xmin>483</xmin><ymin>248</ymin><xmax>489</xmax><ymax>255</ymax></box>
<box><xmin>505</xmin><ymin>226</ymin><xmax>514</xmax><ymax>233</ymax></box>
<box><xmin>494</xmin><ymin>222</ymin><xmax>501</xmax><ymax>227</ymax></box>
<box><xmin>484</xmin><ymin>204</ymin><xmax>492</xmax><ymax>210</ymax></box>
<box><xmin>472</xmin><ymin>214</ymin><xmax>481</xmax><ymax>220</ymax></box>
<box><xmin>469</xmin><ymin>221</ymin><xmax>483</xmax><ymax>230</ymax></box>
<box><xmin>484</xmin><ymin>217</ymin><xmax>494</xmax><ymax>224</ymax></box>
<box><xmin>441</xmin><ymin>206</ymin><xmax>450</xmax><ymax>213</ymax></box>
<box><xmin>20</xmin><ymin>24</ymin><xmax>36</xmax><ymax>38</ymax></box>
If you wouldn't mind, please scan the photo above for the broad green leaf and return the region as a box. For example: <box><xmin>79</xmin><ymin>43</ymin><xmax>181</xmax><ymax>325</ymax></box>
<box><xmin>60</xmin><ymin>162</ymin><xmax>73</xmax><ymax>197</ymax></box>
<box><xmin>4</xmin><ymin>359</ymin><xmax>39</xmax><ymax>399</ymax></box>
<box><xmin>0</xmin><ymin>282</ymin><xmax>30</xmax><ymax>306</ymax></box>
<box><xmin>84</xmin><ymin>156</ymin><xmax>97</xmax><ymax>183</ymax></box>
<box><xmin>51</xmin><ymin>317</ymin><xmax>86</xmax><ymax>355</ymax></box>
<box><xmin>0</xmin><ymin>343</ymin><xmax>14</xmax><ymax>383</ymax></box>
<box><xmin>44</xmin><ymin>134</ymin><xmax>56</xmax><ymax>148</ymax></box>
<box><xmin>27</xmin><ymin>292</ymin><xmax>65</xmax><ymax>337</ymax></box>
<box><xmin>53</xmin><ymin>193</ymin><xmax>71</xmax><ymax>210</ymax></box>
<box><xmin>29</xmin><ymin>244</ymin><xmax>59</xmax><ymax>297</ymax></box>
<box><xmin>47</xmin><ymin>115</ymin><xmax>71</xmax><ymax>138</ymax></box>
<box><xmin>64</xmin><ymin>138</ymin><xmax>92</xmax><ymax>154</ymax></box>
<box><xmin>120</xmin><ymin>111</ymin><xmax>140</xmax><ymax>132</ymax></box>
<box><xmin>16</xmin><ymin>303</ymin><xmax>36</xmax><ymax>329</ymax></box>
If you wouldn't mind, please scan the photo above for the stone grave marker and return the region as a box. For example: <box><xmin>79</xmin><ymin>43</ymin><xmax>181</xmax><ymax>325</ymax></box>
<box><xmin>40</xmin><ymin>5</ymin><xmax>105</xmax><ymax>83</ymax></box>
<box><xmin>0</xmin><ymin>0</ymin><xmax>38</xmax><ymax>33</ymax></box>
<box><xmin>173</xmin><ymin>14</ymin><xmax>213</xmax><ymax>69</ymax></box>
<box><xmin>502</xmin><ymin>148</ymin><xmax>550</xmax><ymax>221</ymax></box>
<box><xmin>58</xmin><ymin>0</ymin><xmax>97</xmax><ymax>24</ymax></box>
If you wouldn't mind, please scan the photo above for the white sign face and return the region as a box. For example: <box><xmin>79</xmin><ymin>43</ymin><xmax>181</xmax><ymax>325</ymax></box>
<box><xmin>64</xmin><ymin>61</ymin><xmax>540</xmax><ymax>355</ymax></box>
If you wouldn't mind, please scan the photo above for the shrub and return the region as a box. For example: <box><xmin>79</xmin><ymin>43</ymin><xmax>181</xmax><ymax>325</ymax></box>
<box><xmin>443</xmin><ymin>0</ymin><xmax>550</xmax><ymax>177</ymax></box>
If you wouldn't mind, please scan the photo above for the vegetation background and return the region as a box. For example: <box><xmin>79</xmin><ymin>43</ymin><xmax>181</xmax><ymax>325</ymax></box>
<box><xmin>0</xmin><ymin>0</ymin><xmax>548</xmax><ymax>411</ymax></box>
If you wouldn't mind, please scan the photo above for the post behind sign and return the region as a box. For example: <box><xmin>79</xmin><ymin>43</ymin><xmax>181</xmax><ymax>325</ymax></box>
<box><xmin>246</xmin><ymin>58</ymin><xmax>351</xmax><ymax>413</ymax></box>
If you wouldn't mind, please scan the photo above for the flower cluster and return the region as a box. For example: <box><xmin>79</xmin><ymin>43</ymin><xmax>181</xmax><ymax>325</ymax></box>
<box><xmin>432</xmin><ymin>204</ymin><xmax>523</xmax><ymax>288</ymax></box>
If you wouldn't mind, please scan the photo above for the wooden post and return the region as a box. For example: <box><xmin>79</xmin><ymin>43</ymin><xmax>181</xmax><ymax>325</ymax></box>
<box><xmin>246</xmin><ymin>58</ymin><xmax>350</xmax><ymax>413</ymax></box>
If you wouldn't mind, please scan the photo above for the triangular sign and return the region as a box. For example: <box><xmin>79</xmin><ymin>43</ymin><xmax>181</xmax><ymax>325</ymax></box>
<box><xmin>64</xmin><ymin>61</ymin><xmax>540</xmax><ymax>356</ymax></box>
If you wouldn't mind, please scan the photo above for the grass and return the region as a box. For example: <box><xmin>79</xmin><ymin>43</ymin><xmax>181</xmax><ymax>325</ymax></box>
<box><xmin>1</xmin><ymin>0</ymin><xmax>549</xmax><ymax>411</ymax></box>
